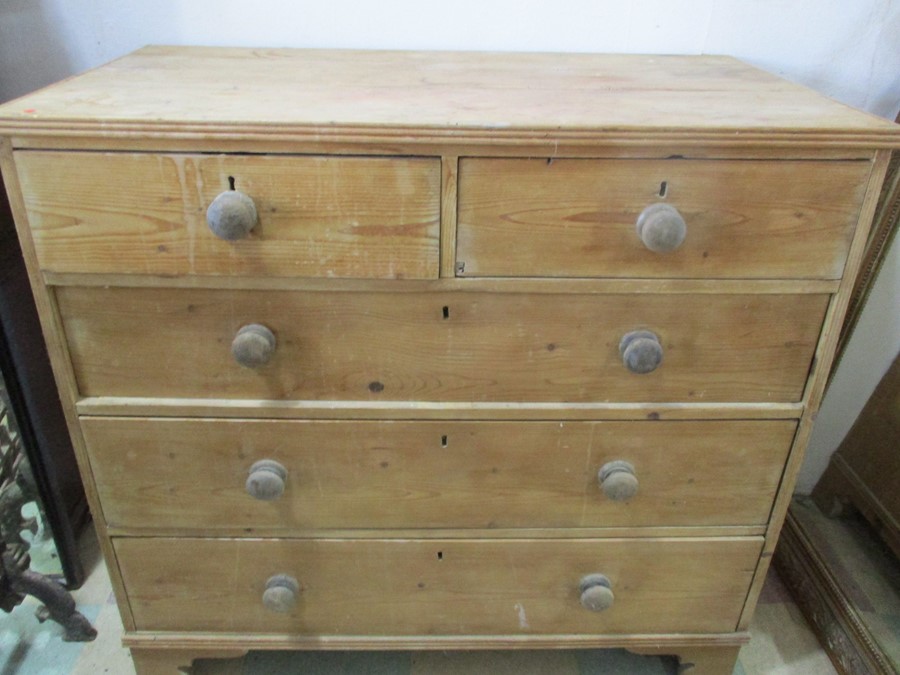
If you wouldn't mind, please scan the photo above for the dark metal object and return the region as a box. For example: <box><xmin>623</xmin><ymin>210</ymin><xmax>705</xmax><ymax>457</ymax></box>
<box><xmin>0</xmin><ymin>175</ymin><xmax>87</xmax><ymax>586</ymax></box>
<box><xmin>0</xmin><ymin>384</ymin><xmax>96</xmax><ymax>641</ymax></box>
<box><xmin>0</xmin><ymin>446</ymin><xmax>38</xmax><ymax>547</ymax></box>
<box><xmin>1</xmin><ymin>545</ymin><xmax>97</xmax><ymax>642</ymax></box>
<box><xmin>0</xmin><ymin>173</ymin><xmax>95</xmax><ymax>640</ymax></box>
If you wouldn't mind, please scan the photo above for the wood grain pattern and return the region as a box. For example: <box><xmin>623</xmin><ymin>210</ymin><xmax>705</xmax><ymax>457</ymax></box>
<box><xmin>0</xmin><ymin>139</ymin><xmax>138</xmax><ymax>631</ymax></box>
<box><xmin>41</xmin><ymin>272</ymin><xmax>843</xmax><ymax>295</ymax></box>
<box><xmin>75</xmin><ymin>397</ymin><xmax>805</xmax><ymax>421</ymax></box>
<box><xmin>737</xmin><ymin>149</ymin><xmax>892</xmax><ymax>630</ymax></box>
<box><xmin>123</xmin><ymin>632</ymin><xmax>750</xmax><ymax>651</ymax></box>
<box><xmin>457</xmin><ymin>158</ymin><xmax>869</xmax><ymax>279</ymax></box>
<box><xmin>81</xmin><ymin>418</ymin><xmax>795</xmax><ymax>531</ymax></box>
<box><xmin>105</xmin><ymin>524</ymin><xmax>766</xmax><ymax>540</ymax></box>
<box><xmin>440</xmin><ymin>156</ymin><xmax>459</xmax><ymax>277</ymax></box>
<box><xmin>15</xmin><ymin>151</ymin><xmax>440</xmax><ymax>279</ymax></box>
<box><xmin>0</xmin><ymin>48</ymin><xmax>898</xmax><ymax>149</ymax></box>
<box><xmin>56</xmin><ymin>286</ymin><xmax>829</xmax><ymax>403</ymax></box>
<box><xmin>8</xmin><ymin>133</ymin><xmax>882</xmax><ymax>158</ymax></box>
<box><xmin>3</xmin><ymin>47</ymin><xmax>898</xmax><ymax>663</ymax></box>
<box><xmin>115</xmin><ymin>536</ymin><xmax>762</xmax><ymax>635</ymax></box>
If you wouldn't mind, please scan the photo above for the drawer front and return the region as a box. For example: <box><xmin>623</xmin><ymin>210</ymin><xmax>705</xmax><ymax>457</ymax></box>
<box><xmin>58</xmin><ymin>287</ymin><xmax>828</xmax><ymax>403</ymax></box>
<box><xmin>83</xmin><ymin>418</ymin><xmax>795</xmax><ymax>531</ymax></box>
<box><xmin>16</xmin><ymin>151</ymin><xmax>440</xmax><ymax>279</ymax></box>
<box><xmin>457</xmin><ymin>158</ymin><xmax>870</xmax><ymax>279</ymax></box>
<box><xmin>115</xmin><ymin>536</ymin><xmax>761</xmax><ymax>634</ymax></box>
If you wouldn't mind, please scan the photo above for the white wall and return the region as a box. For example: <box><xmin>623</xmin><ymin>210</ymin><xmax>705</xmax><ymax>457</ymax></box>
<box><xmin>797</xmin><ymin>237</ymin><xmax>900</xmax><ymax>493</ymax></box>
<box><xmin>2</xmin><ymin>0</ymin><xmax>899</xmax><ymax>492</ymax></box>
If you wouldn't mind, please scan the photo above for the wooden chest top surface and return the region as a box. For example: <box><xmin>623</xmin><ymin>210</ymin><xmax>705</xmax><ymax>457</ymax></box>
<box><xmin>0</xmin><ymin>46</ymin><xmax>898</xmax><ymax>147</ymax></box>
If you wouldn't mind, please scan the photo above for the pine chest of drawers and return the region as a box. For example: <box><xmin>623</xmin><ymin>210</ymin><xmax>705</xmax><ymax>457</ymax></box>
<box><xmin>1</xmin><ymin>47</ymin><xmax>897</xmax><ymax>674</ymax></box>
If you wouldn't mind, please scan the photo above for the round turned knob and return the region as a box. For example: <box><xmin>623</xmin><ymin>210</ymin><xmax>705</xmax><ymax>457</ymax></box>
<box><xmin>598</xmin><ymin>460</ymin><xmax>638</xmax><ymax>502</ymax></box>
<box><xmin>246</xmin><ymin>459</ymin><xmax>288</xmax><ymax>501</ymax></box>
<box><xmin>231</xmin><ymin>324</ymin><xmax>276</xmax><ymax>368</ymax></box>
<box><xmin>262</xmin><ymin>574</ymin><xmax>300</xmax><ymax>613</ymax></box>
<box><xmin>636</xmin><ymin>203</ymin><xmax>686</xmax><ymax>253</ymax></box>
<box><xmin>207</xmin><ymin>190</ymin><xmax>257</xmax><ymax>240</ymax></box>
<box><xmin>619</xmin><ymin>330</ymin><xmax>663</xmax><ymax>375</ymax></box>
<box><xmin>579</xmin><ymin>574</ymin><xmax>614</xmax><ymax>612</ymax></box>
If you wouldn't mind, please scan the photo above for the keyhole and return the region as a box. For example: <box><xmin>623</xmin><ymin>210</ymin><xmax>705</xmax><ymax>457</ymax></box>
<box><xmin>658</xmin><ymin>181</ymin><xmax>668</xmax><ymax>198</ymax></box>
<box><xmin>437</xmin><ymin>551</ymin><xmax>443</xmax><ymax>560</ymax></box>
<box><xmin>442</xmin><ymin>306</ymin><xmax>450</xmax><ymax>319</ymax></box>
<box><xmin>441</xmin><ymin>435</ymin><xmax>448</xmax><ymax>448</ymax></box>
<box><xmin>228</xmin><ymin>176</ymin><xmax>236</xmax><ymax>191</ymax></box>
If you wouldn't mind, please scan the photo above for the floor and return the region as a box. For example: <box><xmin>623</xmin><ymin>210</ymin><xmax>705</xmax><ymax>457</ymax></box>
<box><xmin>790</xmin><ymin>495</ymin><xmax>900</xmax><ymax>671</ymax></box>
<box><xmin>1</xmin><ymin>524</ymin><xmax>838</xmax><ymax>675</ymax></box>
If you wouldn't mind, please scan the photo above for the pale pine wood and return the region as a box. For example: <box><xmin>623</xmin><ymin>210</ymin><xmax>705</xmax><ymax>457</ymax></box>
<box><xmin>75</xmin><ymin>397</ymin><xmax>805</xmax><ymax>421</ymax></box>
<box><xmin>440</xmin><ymin>156</ymin><xmax>459</xmax><ymax>277</ymax></box>
<box><xmin>106</xmin><ymin>525</ymin><xmax>766</xmax><ymax>540</ymax></box>
<box><xmin>15</xmin><ymin>151</ymin><xmax>440</xmax><ymax>279</ymax></box>
<box><xmin>123</xmin><ymin>631</ymin><xmax>749</xmax><ymax>651</ymax></box>
<box><xmin>80</xmin><ymin>418</ymin><xmax>795</xmax><ymax>531</ymax></box>
<box><xmin>8</xmin><ymin>132</ymin><xmax>881</xmax><ymax>158</ymax></box>
<box><xmin>56</xmin><ymin>286</ymin><xmax>829</xmax><ymax>403</ymax></box>
<box><xmin>114</xmin><ymin>536</ymin><xmax>761</xmax><ymax>635</ymax></box>
<box><xmin>130</xmin><ymin>648</ymin><xmax>247</xmax><ymax>675</ymax></box>
<box><xmin>3</xmin><ymin>47</ymin><xmax>899</xmax><ymax>662</ymax></box>
<box><xmin>458</xmin><ymin>158</ymin><xmax>869</xmax><ymax>279</ymax></box>
<box><xmin>0</xmin><ymin>139</ymin><xmax>137</xmax><ymax>631</ymax></box>
<box><xmin>737</xmin><ymin>149</ymin><xmax>893</xmax><ymax>630</ymax></box>
<box><xmin>0</xmin><ymin>48</ymin><xmax>898</xmax><ymax>149</ymax></box>
<box><xmin>41</xmin><ymin>271</ymin><xmax>842</xmax><ymax>295</ymax></box>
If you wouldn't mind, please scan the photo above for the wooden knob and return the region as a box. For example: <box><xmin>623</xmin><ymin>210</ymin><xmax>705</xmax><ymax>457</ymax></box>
<box><xmin>619</xmin><ymin>330</ymin><xmax>662</xmax><ymax>374</ymax></box>
<box><xmin>579</xmin><ymin>574</ymin><xmax>614</xmax><ymax>612</ymax></box>
<box><xmin>246</xmin><ymin>460</ymin><xmax>287</xmax><ymax>501</ymax></box>
<box><xmin>636</xmin><ymin>203</ymin><xmax>686</xmax><ymax>253</ymax></box>
<box><xmin>598</xmin><ymin>460</ymin><xmax>638</xmax><ymax>501</ymax></box>
<box><xmin>262</xmin><ymin>574</ymin><xmax>299</xmax><ymax>613</ymax></box>
<box><xmin>231</xmin><ymin>324</ymin><xmax>276</xmax><ymax>368</ymax></box>
<box><xmin>207</xmin><ymin>190</ymin><xmax>257</xmax><ymax>240</ymax></box>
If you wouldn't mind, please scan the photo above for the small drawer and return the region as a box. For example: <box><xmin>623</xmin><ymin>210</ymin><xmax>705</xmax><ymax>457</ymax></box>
<box><xmin>82</xmin><ymin>418</ymin><xmax>796</xmax><ymax>532</ymax></box>
<box><xmin>115</xmin><ymin>536</ymin><xmax>762</xmax><ymax>634</ymax></box>
<box><xmin>16</xmin><ymin>151</ymin><xmax>440</xmax><ymax>279</ymax></box>
<box><xmin>58</xmin><ymin>286</ymin><xmax>828</xmax><ymax>403</ymax></box>
<box><xmin>457</xmin><ymin>157</ymin><xmax>870</xmax><ymax>279</ymax></box>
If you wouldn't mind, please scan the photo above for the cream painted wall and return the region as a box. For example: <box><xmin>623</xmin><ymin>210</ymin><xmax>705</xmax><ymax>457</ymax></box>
<box><xmin>1</xmin><ymin>0</ymin><xmax>898</xmax><ymax>492</ymax></box>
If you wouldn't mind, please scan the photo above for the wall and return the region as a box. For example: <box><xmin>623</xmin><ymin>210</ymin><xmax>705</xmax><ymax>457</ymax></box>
<box><xmin>797</xmin><ymin>237</ymin><xmax>900</xmax><ymax>493</ymax></box>
<box><xmin>1</xmin><ymin>0</ymin><xmax>899</xmax><ymax>492</ymax></box>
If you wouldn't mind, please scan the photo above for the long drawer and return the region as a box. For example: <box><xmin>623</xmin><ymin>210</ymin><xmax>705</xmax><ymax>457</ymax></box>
<box><xmin>82</xmin><ymin>418</ymin><xmax>795</xmax><ymax>531</ymax></box>
<box><xmin>457</xmin><ymin>158</ymin><xmax>869</xmax><ymax>279</ymax></box>
<box><xmin>115</xmin><ymin>536</ymin><xmax>762</xmax><ymax>634</ymax></box>
<box><xmin>58</xmin><ymin>287</ymin><xmax>828</xmax><ymax>403</ymax></box>
<box><xmin>16</xmin><ymin>151</ymin><xmax>441</xmax><ymax>279</ymax></box>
